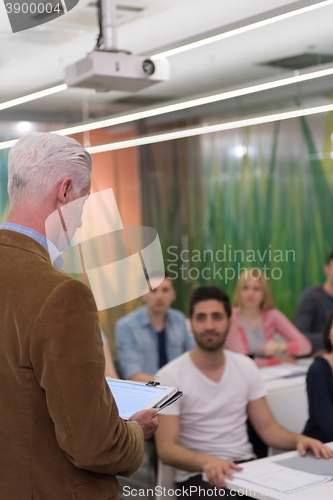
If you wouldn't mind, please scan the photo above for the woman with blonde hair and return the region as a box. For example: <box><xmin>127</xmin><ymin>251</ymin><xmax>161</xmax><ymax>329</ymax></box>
<box><xmin>225</xmin><ymin>268</ymin><xmax>311</xmax><ymax>367</ymax></box>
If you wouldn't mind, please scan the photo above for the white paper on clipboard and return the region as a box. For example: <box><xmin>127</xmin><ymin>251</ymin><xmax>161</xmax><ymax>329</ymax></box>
<box><xmin>106</xmin><ymin>378</ymin><xmax>182</xmax><ymax>420</ymax></box>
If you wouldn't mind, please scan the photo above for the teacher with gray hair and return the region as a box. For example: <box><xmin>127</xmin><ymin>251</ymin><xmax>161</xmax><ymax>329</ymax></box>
<box><xmin>0</xmin><ymin>132</ymin><xmax>157</xmax><ymax>500</ymax></box>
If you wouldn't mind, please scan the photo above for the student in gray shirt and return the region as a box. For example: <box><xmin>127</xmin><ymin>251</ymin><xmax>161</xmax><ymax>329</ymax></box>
<box><xmin>294</xmin><ymin>251</ymin><xmax>333</xmax><ymax>353</ymax></box>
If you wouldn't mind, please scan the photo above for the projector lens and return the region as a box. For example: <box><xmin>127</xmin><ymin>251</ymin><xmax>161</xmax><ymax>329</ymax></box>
<box><xmin>143</xmin><ymin>59</ymin><xmax>155</xmax><ymax>76</ymax></box>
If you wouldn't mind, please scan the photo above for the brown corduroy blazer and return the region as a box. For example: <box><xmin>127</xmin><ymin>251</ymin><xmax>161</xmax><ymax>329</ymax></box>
<box><xmin>0</xmin><ymin>229</ymin><xmax>144</xmax><ymax>500</ymax></box>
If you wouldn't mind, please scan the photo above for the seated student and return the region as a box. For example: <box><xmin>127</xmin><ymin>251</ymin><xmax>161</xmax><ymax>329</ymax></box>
<box><xmin>303</xmin><ymin>313</ymin><xmax>333</xmax><ymax>442</ymax></box>
<box><xmin>294</xmin><ymin>251</ymin><xmax>333</xmax><ymax>353</ymax></box>
<box><xmin>115</xmin><ymin>274</ymin><xmax>194</xmax><ymax>381</ymax></box>
<box><xmin>155</xmin><ymin>286</ymin><xmax>332</xmax><ymax>500</ymax></box>
<box><xmin>225</xmin><ymin>268</ymin><xmax>311</xmax><ymax>367</ymax></box>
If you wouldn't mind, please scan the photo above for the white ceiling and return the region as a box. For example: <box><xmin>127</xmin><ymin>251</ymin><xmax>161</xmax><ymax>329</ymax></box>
<box><xmin>1</xmin><ymin>0</ymin><xmax>333</xmax><ymax>131</ymax></box>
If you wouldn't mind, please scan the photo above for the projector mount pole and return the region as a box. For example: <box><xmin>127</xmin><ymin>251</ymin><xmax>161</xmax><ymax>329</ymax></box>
<box><xmin>101</xmin><ymin>0</ymin><xmax>117</xmax><ymax>51</ymax></box>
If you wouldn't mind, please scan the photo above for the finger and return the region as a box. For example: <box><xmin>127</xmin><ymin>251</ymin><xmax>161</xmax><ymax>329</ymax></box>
<box><xmin>216</xmin><ymin>470</ymin><xmax>227</xmax><ymax>488</ymax></box>
<box><xmin>207</xmin><ymin>468</ymin><xmax>226</xmax><ymax>489</ymax></box>
<box><xmin>206</xmin><ymin>471</ymin><xmax>220</xmax><ymax>489</ymax></box>
<box><xmin>311</xmin><ymin>445</ymin><xmax>320</xmax><ymax>459</ymax></box>
<box><xmin>319</xmin><ymin>445</ymin><xmax>333</xmax><ymax>459</ymax></box>
<box><xmin>225</xmin><ymin>470</ymin><xmax>234</xmax><ymax>481</ymax></box>
<box><xmin>321</xmin><ymin>447</ymin><xmax>332</xmax><ymax>459</ymax></box>
<box><xmin>297</xmin><ymin>442</ymin><xmax>306</xmax><ymax>457</ymax></box>
<box><xmin>321</xmin><ymin>445</ymin><xmax>333</xmax><ymax>458</ymax></box>
<box><xmin>230</xmin><ymin>462</ymin><xmax>243</xmax><ymax>471</ymax></box>
<box><xmin>222</xmin><ymin>465</ymin><xmax>233</xmax><ymax>481</ymax></box>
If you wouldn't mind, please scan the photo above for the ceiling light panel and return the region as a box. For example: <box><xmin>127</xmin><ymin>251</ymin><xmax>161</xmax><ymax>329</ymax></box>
<box><xmin>87</xmin><ymin>103</ymin><xmax>333</xmax><ymax>154</ymax></box>
<box><xmin>151</xmin><ymin>0</ymin><xmax>333</xmax><ymax>59</ymax></box>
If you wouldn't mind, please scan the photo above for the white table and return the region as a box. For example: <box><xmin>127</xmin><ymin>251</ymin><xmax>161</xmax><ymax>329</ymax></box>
<box><xmin>225</xmin><ymin>443</ymin><xmax>333</xmax><ymax>500</ymax></box>
<box><xmin>264</xmin><ymin>375</ymin><xmax>308</xmax><ymax>434</ymax></box>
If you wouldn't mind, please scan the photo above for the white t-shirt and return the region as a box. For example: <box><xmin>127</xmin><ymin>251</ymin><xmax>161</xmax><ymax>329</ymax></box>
<box><xmin>156</xmin><ymin>349</ymin><xmax>267</xmax><ymax>483</ymax></box>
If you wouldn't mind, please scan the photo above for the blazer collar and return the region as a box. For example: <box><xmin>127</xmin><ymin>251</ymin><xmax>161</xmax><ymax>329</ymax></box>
<box><xmin>0</xmin><ymin>229</ymin><xmax>51</xmax><ymax>263</ymax></box>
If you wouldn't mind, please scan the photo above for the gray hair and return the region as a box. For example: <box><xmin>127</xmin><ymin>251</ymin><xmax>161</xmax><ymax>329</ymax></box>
<box><xmin>8</xmin><ymin>132</ymin><xmax>92</xmax><ymax>207</ymax></box>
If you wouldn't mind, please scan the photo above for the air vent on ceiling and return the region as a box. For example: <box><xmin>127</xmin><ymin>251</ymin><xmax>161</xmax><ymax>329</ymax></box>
<box><xmin>52</xmin><ymin>0</ymin><xmax>148</xmax><ymax>29</ymax></box>
<box><xmin>112</xmin><ymin>95</ymin><xmax>171</xmax><ymax>106</ymax></box>
<box><xmin>261</xmin><ymin>53</ymin><xmax>333</xmax><ymax>70</ymax></box>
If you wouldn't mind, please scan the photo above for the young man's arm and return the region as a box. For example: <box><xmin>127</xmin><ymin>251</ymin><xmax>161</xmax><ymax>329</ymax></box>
<box><xmin>248</xmin><ymin>397</ymin><xmax>333</xmax><ymax>458</ymax></box>
<box><xmin>155</xmin><ymin>414</ymin><xmax>242</xmax><ymax>489</ymax></box>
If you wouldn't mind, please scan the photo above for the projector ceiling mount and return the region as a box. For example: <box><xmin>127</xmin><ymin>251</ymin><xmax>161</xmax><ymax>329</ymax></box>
<box><xmin>95</xmin><ymin>0</ymin><xmax>129</xmax><ymax>53</ymax></box>
<box><xmin>64</xmin><ymin>0</ymin><xmax>170</xmax><ymax>92</ymax></box>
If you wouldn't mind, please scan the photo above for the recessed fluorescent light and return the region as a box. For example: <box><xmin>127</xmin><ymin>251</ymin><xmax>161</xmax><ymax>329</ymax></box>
<box><xmin>151</xmin><ymin>0</ymin><xmax>333</xmax><ymax>60</ymax></box>
<box><xmin>17</xmin><ymin>122</ymin><xmax>32</xmax><ymax>132</ymax></box>
<box><xmin>0</xmin><ymin>1</ymin><xmax>331</xmax><ymax>118</ymax></box>
<box><xmin>53</xmin><ymin>66</ymin><xmax>333</xmax><ymax>136</ymax></box>
<box><xmin>0</xmin><ymin>84</ymin><xmax>67</xmax><ymax>112</ymax></box>
<box><xmin>1</xmin><ymin>66</ymin><xmax>333</xmax><ymax>151</ymax></box>
<box><xmin>86</xmin><ymin>103</ymin><xmax>333</xmax><ymax>154</ymax></box>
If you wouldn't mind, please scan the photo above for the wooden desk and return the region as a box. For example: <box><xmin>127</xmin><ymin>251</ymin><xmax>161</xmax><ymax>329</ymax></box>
<box><xmin>225</xmin><ymin>443</ymin><xmax>333</xmax><ymax>500</ymax></box>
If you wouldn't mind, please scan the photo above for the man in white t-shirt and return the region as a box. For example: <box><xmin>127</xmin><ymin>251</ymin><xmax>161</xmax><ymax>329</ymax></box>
<box><xmin>155</xmin><ymin>286</ymin><xmax>333</xmax><ymax>499</ymax></box>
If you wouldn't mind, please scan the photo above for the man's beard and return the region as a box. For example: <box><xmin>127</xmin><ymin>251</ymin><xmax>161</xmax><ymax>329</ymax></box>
<box><xmin>194</xmin><ymin>330</ymin><xmax>228</xmax><ymax>352</ymax></box>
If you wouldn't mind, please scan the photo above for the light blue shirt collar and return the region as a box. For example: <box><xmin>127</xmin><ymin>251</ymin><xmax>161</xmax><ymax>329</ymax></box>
<box><xmin>0</xmin><ymin>222</ymin><xmax>63</xmax><ymax>268</ymax></box>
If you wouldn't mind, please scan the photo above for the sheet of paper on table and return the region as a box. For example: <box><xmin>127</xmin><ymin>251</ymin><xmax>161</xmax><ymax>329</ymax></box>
<box><xmin>259</xmin><ymin>363</ymin><xmax>308</xmax><ymax>382</ymax></box>
<box><xmin>232</xmin><ymin>463</ymin><xmax>332</xmax><ymax>492</ymax></box>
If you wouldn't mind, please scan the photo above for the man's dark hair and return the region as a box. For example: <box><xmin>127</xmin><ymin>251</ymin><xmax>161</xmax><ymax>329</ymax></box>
<box><xmin>323</xmin><ymin>313</ymin><xmax>333</xmax><ymax>353</ymax></box>
<box><xmin>326</xmin><ymin>251</ymin><xmax>333</xmax><ymax>265</ymax></box>
<box><xmin>189</xmin><ymin>286</ymin><xmax>232</xmax><ymax>318</ymax></box>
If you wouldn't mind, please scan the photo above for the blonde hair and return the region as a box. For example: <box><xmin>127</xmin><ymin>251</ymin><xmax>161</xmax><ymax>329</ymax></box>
<box><xmin>233</xmin><ymin>268</ymin><xmax>274</xmax><ymax>310</ymax></box>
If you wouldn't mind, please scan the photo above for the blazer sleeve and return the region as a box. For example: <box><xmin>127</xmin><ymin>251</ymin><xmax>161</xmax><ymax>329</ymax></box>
<box><xmin>30</xmin><ymin>278</ymin><xmax>144</xmax><ymax>476</ymax></box>
<box><xmin>272</xmin><ymin>309</ymin><xmax>312</xmax><ymax>356</ymax></box>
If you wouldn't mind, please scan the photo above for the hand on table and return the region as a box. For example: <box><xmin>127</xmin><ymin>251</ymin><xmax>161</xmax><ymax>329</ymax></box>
<box><xmin>261</xmin><ymin>341</ymin><xmax>288</xmax><ymax>358</ymax></box>
<box><xmin>202</xmin><ymin>456</ymin><xmax>243</xmax><ymax>489</ymax></box>
<box><xmin>296</xmin><ymin>436</ymin><xmax>333</xmax><ymax>459</ymax></box>
<box><xmin>279</xmin><ymin>355</ymin><xmax>298</xmax><ymax>365</ymax></box>
<box><xmin>129</xmin><ymin>408</ymin><xmax>158</xmax><ymax>439</ymax></box>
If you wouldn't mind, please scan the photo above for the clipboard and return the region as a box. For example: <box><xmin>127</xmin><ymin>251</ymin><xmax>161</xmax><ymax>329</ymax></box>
<box><xmin>106</xmin><ymin>378</ymin><xmax>183</xmax><ymax>420</ymax></box>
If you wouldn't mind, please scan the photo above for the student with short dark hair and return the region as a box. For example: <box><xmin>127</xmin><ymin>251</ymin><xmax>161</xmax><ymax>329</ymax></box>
<box><xmin>189</xmin><ymin>286</ymin><xmax>232</xmax><ymax>317</ymax></box>
<box><xmin>116</xmin><ymin>274</ymin><xmax>194</xmax><ymax>382</ymax></box>
<box><xmin>303</xmin><ymin>313</ymin><xmax>333</xmax><ymax>443</ymax></box>
<box><xmin>155</xmin><ymin>286</ymin><xmax>332</xmax><ymax>500</ymax></box>
<box><xmin>294</xmin><ymin>251</ymin><xmax>333</xmax><ymax>352</ymax></box>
